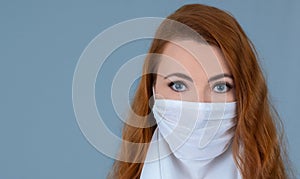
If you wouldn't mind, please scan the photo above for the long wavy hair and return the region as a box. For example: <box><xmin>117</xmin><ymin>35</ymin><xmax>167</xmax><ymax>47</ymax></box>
<box><xmin>108</xmin><ymin>4</ymin><xmax>292</xmax><ymax>179</ymax></box>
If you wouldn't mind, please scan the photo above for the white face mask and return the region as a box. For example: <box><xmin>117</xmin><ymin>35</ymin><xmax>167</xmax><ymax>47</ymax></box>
<box><xmin>151</xmin><ymin>88</ymin><xmax>237</xmax><ymax>160</ymax></box>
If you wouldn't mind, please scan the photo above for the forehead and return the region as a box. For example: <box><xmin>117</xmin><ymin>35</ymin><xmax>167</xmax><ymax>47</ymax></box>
<box><xmin>157</xmin><ymin>40</ymin><xmax>231</xmax><ymax>79</ymax></box>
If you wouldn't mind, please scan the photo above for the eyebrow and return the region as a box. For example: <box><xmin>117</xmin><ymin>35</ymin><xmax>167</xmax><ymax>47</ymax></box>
<box><xmin>163</xmin><ymin>73</ymin><xmax>233</xmax><ymax>83</ymax></box>
<box><xmin>208</xmin><ymin>73</ymin><xmax>233</xmax><ymax>82</ymax></box>
<box><xmin>164</xmin><ymin>73</ymin><xmax>193</xmax><ymax>82</ymax></box>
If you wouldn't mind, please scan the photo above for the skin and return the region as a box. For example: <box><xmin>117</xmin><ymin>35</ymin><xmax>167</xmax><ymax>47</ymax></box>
<box><xmin>154</xmin><ymin>40</ymin><xmax>236</xmax><ymax>102</ymax></box>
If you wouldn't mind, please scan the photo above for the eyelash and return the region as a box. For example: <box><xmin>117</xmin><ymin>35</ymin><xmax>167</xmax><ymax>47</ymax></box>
<box><xmin>212</xmin><ymin>82</ymin><xmax>233</xmax><ymax>93</ymax></box>
<box><xmin>167</xmin><ymin>81</ymin><xmax>234</xmax><ymax>93</ymax></box>
<box><xmin>168</xmin><ymin>80</ymin><xmax>188</xmax><ymax>92</ymax></box>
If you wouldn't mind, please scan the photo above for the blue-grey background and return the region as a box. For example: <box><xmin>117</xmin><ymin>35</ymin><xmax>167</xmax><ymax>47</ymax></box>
<box><xmin>1</xmin><ymin>0</ymin><xmax>299</xmax><ymax>178</ymax></box>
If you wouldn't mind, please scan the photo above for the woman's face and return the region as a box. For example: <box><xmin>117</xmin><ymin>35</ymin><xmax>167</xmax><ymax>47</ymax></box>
<box><xmin>154</xmin><ymin>40</ymin><xmax>236</xmax><ymax>102</ymax></box>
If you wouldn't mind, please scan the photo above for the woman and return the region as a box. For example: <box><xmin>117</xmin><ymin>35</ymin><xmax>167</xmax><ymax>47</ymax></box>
<box><xmin>108</xmin><ymin>4</ymin><xmax>291</xmax><ymax>179</ymax></box>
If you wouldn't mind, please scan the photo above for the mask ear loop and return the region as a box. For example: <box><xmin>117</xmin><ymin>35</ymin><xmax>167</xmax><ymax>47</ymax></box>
<box><xmin>152</xmin><ymin>86</ymin><xmax>163</xmax><ymax>179</ymax></box>
<box><xmin>152</xmin><ymin>86</ymin><xmax>156</xmax><ymax>101</ymax></box>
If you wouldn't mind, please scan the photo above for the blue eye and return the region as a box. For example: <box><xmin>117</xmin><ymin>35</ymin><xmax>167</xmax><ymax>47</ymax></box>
<box><xmin>212</xmin><ymin>82</ymin><xmax>233</xmax><ymax>93</ymax></box>
<box><xmin>168</xmin><ymin>81</ymin><xmax>187</xmax><ymax>92</ymax></box>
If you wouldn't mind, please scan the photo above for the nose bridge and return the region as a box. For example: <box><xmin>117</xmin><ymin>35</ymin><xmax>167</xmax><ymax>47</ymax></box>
<box><xmin>198</xmin><ymin>90</ymin><xmax>213</xmax><ymax>103</ymax></box>
<box><xmin>190</xmin><ymin>82</ymin><xmax>210</xmax><ymax>102</ymax></box>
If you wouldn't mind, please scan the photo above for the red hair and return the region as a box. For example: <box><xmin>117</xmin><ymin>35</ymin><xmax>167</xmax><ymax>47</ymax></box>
<box><xmin>108</xmin><ymin>4</ymin><xmax>292</xmax><ymax>179</ymax></box>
